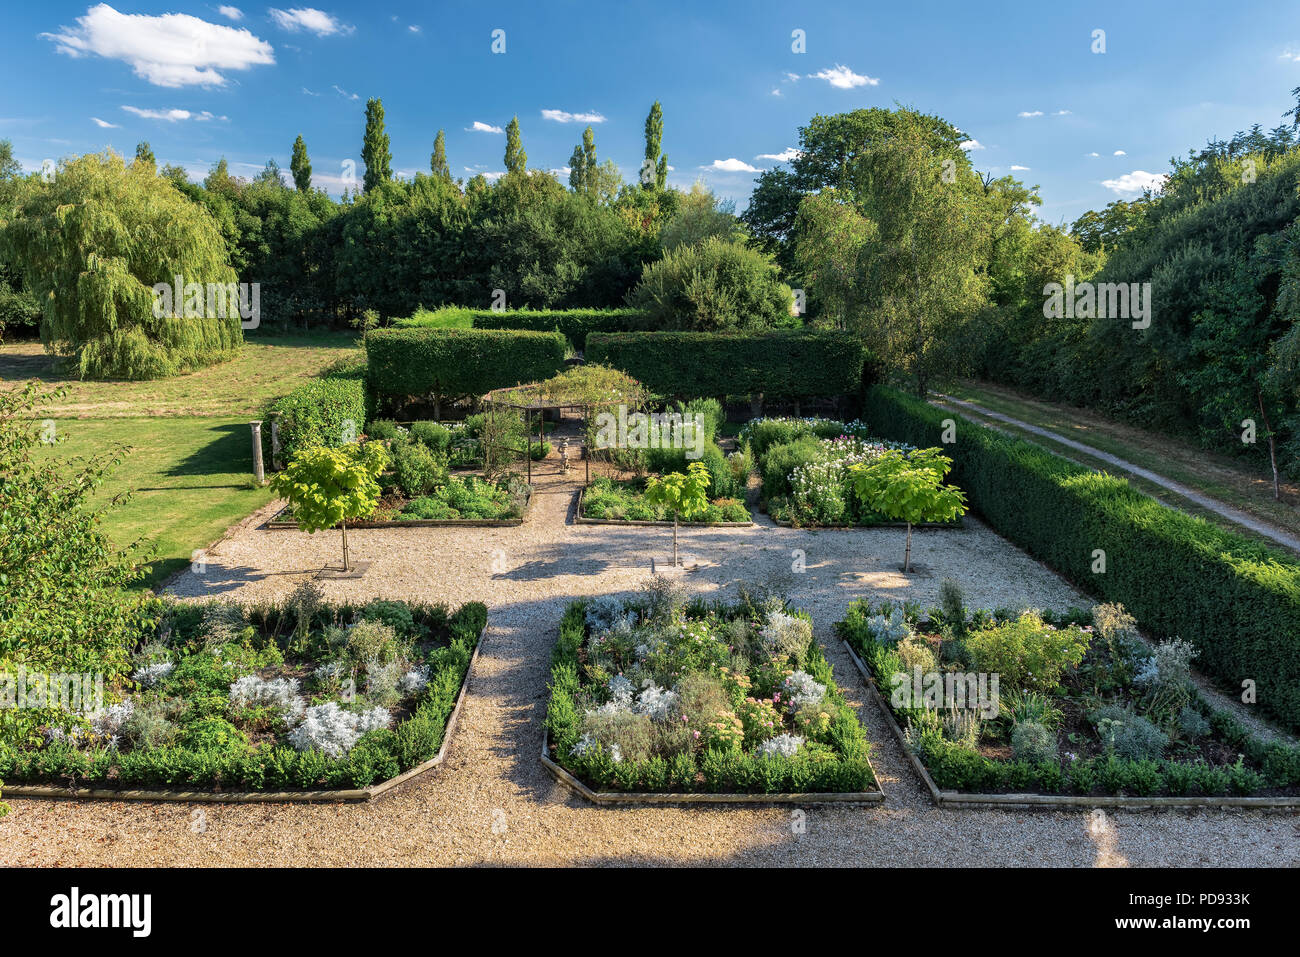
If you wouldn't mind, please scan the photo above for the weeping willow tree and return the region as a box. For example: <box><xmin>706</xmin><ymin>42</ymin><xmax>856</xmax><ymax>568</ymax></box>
<box><xmin>0</xmin><ymin>151</ymin><xmax>242</xmax><ymax>379</ymax></box>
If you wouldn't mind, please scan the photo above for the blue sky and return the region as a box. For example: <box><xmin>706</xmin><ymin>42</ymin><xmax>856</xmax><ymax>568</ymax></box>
<box><xmin>3</xmin><ymin>1</ymin><xmax>1300</xmax><ymax>225</ymax></box>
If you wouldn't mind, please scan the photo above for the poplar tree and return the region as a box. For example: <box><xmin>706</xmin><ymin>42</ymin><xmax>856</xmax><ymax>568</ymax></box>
<box><xmin>504</xmin><ymin>116</ymin><xmax>527</xmax><ymax>174</ymax></box>
<box><xmin>643</xmin><ymin>101</ymin><xmax>667</xmax><ymax>190</ymax></box>
<box><xmin>133</xmin><ymin>141</ymin><xmax>155</xmax><ymax>172</ymax></box>
<box><xmin>430</xmin><ymin>129</ymin><xmax>450</xmax><ymax>180</ymax></box>
<box><xmin>290</xmin><ymin>134</ymin><xmax>312</xmax><ymax>192</ymax></box>
<box><xmin>362</xmin><ymin>98</ymin><xmax>392</xmax><ymax>193</ymax></box>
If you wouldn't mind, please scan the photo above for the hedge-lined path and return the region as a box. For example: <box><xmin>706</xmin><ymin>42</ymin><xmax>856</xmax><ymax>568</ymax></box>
<box><xmin>4</xmin><ymin>457</ymin><xmax>1299</xmax><ymax>867</ymax></box>
<box><xmin>932</xmin><ymin>392</ymin><xmax>1300</xmax><ymax>556</ymax></box>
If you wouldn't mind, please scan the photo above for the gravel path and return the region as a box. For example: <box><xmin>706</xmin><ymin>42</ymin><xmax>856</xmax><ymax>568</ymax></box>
<box><xmin>3</xmin><ymin>447</ymin><xmax>1297</xmax><ymax>867</ymax></box>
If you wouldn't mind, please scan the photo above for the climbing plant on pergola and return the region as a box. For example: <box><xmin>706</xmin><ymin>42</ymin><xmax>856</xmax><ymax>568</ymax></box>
<box><xmin>481</xmin><ymin>364</ymin><xmax>652</xmax><ymax>484</ymax></box>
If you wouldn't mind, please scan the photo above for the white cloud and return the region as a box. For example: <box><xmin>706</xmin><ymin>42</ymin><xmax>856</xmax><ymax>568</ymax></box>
<box><xmin>42</xmin><ymin>3</ymin><xmax>274</xmax><ymax>88</ymax></box>
<box><xmin>467</xmin><ymin>121</ymin><xmax>503</xmax><ymax>134</ymax></box>
<box><xmin>1010</xmin><ymin>164</ymin><xmax>1030</xmax><ymax>171</ymax></box>
<box><xmin>91</xmin><ymin>116</ymin><xmax>120</xmax><ymax>128</ymax></box>
<box><xmin>960</xmin><ymin>139</ymin><xmax>983</xmax><ymax>151</ymax></box>
<box><xmin>770</xmin><ymin>88</ymin><xmax>782</xmax><ymax>96</ymax></box>
<box><xmin>408</xmin><ymin>24</ymin><xmax>420</xmax><ymax>33</ymax></box>
<box><xmin>268</xmin><ymin>8</ymin><xmax>350</xmax><ymax>36</ymax></box>
<box><xmin>121</xmin><ymin>105</ymin><xmax>226</xmax><ymax>122</ymax></box>
<box><xmin>550</xmin><ymin>166</ymin><xmax>572</xmax><ymax>178</ymax></box>
<box><xmin>540</xmin><ymin>109</ymin><xmax>607</xmax><ymax>124</ymax></box>
<box><xmin>217</xmin><ymin>5</ymin><xmax>243</xmax><ymax>19</ymax></box>
<box><xmin>1053</xmin><ymin>109</ymin><xmax>1072</xmax><ymax>116</ymax></box>
<box><xmin>463</xmin><ymin>167</ymin><xmax>504</xmax><ymax>182</ymax></box>
<box><xmin>1281</xmin><ymin>49</ymin><xmax>1300</xmax><ymax>61</ymax></box>
<box><xmin>784</xmin><ymin>72</ymin><xmax>800</xmax><ymax>82</ymax></box>
<box><xmin>332</xmin><ymin>84</ymin><xmax>359</xmax><ymax>101</ymax></box>
<box><xmin>703</xmin><ymin>158</ymin><xmax>762</xmax><ymax>173</ymax></box>
<box><xmin>1018</xmin><ymin>110</ymin><xmax>1044</xmax><ymax>118</ymax></box>
<box><xmin>1087</xmin><ymin>151</ymin><xmax>1100</xmax><ymax>157</ymax></box>
<box><xmin>809</xmin><ymin>65</ymin><xmax>878</xmax><ymax>89</ymax></box>
<box><xmin>1102</xmin><ymin>170</ymin><xmax>1166</xmax><ymax>195</ymax></box>
<box><xmin>755</xmin><ymin>147</ymin><xmax>800</xmax><ymax>162</ymax></box>
<box><xmin>1113</xmin><ymin>149</ymin><xmax>1127</xmax><ymax>156</ymax></box>
<box><xmin>302</xmin><ymin>86</ymin><xmax>320</xmax><ymax>96</ymax></box>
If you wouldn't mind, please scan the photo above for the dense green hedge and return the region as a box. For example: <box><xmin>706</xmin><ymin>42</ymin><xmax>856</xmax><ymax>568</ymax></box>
<box><xmin>472</xmin><ymin>308</ymin><xmax>648</xmax><ymax>350</ymax></box>
<box><xmin>586</xmin><ymin>330</ymin><xmax>872</xmax><ymax>398</ymax></box>
<box><xmin>270</xmin><ymin>375</ymin><xmax>367</xmax><ymax>459</ymax></box>
<box><xmin>866</xmin><ymin>385</ymin><xmax>1300</xmax><ymax>730</ymax></box>
<box><xmin>365</xmin><ymin>327</ymin><xmax>566</xmax><ymax>405</ymax></box>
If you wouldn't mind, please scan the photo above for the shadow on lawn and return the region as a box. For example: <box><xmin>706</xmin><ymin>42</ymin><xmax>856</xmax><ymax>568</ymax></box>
<box><xmin>163</xmin><ymin>420</ymin><xmax>255</xmax><ymax>479</ymax></box>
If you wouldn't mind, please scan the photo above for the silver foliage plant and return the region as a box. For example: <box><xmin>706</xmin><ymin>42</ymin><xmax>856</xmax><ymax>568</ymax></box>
<box><xmin>760</xmin><ymin>608</ymin><xmax>812</xmax><ymax>658</ymax></box>
<box><xmin>757</xmin><ymin>733</ymin><xmax>806</xmax><ymax>757</ymax></box>
<box><xmin>781</xmin><ymin>671</ymin><xmax>827</xmax><ymax>712</ymax></box>
<box><xmin>287</xmin><ymin>702</ymin><xmax>391</xmax><ymax>758</ymax></box>
<box><xmin>866</xmin><ymin>604</ymin><xmax>911</xmax><ymax>645</ymax></box>
<box><xmin>131</xmin><ymin>662</ymin><xmax>175</xmax><ymax>688</ymax></box>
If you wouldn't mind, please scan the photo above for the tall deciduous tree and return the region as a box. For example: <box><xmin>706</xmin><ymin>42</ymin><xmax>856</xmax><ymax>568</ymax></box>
<box><xmin>290</xmin><ymin>134</ymin><xmax>312</xmax><ymax>192</ymax></box>
<box><xmin>504</xmin><ymin>115</ymin><xmax>527</xmax><ymax>174</ymax></box>
<box><xmin>0</xmin><ymin>151</ymin><xmax>242</xmax><ymax>379</ymax></box>
<box><xmin>133</xmin><ymin>141</ymin><xmax>155</xmax><ymax>172</ymax></box>
<box><xmin>642</xmin><ymin>101</ymin><xmax>667</xmax><ymax>190</ymax></box>
<box><xmin>430</xmin><ymin>129</ymin><xmax>450</xmax><ymax>181</ymax></box>
<box><xmin>362</xmin><ymin>97</ymin><xmax>392</xmax><ymax>193</ymax></box>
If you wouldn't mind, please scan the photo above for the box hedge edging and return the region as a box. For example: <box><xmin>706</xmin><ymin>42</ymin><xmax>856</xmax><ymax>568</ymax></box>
<box><xmin>865</xmin><ymin>384</ymin><xmax>1300</xmax><ymax>731</ymax></box>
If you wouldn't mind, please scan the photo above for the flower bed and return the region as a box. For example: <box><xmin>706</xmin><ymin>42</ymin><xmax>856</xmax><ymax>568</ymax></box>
<box><xmin>738</xmin><ymin>416</ymin><xmax>952</xmax><ymax>528</ymax></box>
<box><xmin>836</xmin><ymin>590</ymin><xmax>1300</xmax><ymax>803</ymax></box>
<box><xmin>578</xmin><ymin>477</ymin><xmax>751</xmax><ymax>525</ymax></box>
<box><xmin>544</xmin><ymin>580</ymin><xmax>880</xmax><ymax>799</ymax></box>
<box><xmin>269</xmin><ymin>474</ymin><xmax>530</xmax><ymax>527</ymax></box>
<box><xmin>0</xmin><ymin>591</ymin><xmax>487</xmax><ymax>796</ymax></box>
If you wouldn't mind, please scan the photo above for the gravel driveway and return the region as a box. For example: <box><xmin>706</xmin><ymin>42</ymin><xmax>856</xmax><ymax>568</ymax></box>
<box><xmin>3</xmin><ymin>457</ymin><xmax>1297</xmax><ymax>867</ymax></box>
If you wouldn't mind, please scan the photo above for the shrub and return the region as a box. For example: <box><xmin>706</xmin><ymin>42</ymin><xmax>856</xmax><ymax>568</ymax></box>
<box><xmin>176</xmin><ymin>717</ymin><xmax>248</xmax><ymax>753</ymax></box>
<box><xmin>270</xmin><ymin>377</ymin><xmax>367</xmax><ymax>459</ymax></box>
<box><xmin>587</xmin><ymin>330</ymin><xmax>871</xmax><ymax>400</ymax></box>
<box><xmin>409</xmin><ymin>421</ymin><xmax>452</xmax><ymax>453</ymax></box>
<box><xmin>365</xmin><ymin>419</ymin><xmax>403</xmax><ymax>441</ymax></box>
<box><xmin>1011</xmin><ymin>721</ymin><xmax>1057</xmax><ymax>764</ymax></box>
<box><xmin>392</xmin><ymin>442</ymin><xmax>447</xmax><ymax>497</ymax></box>
<box><xmin>867</xmin><ymin>384</ymin><xmax>1300</xmax><ymax>731</ymax></box>
<box><xmin>466</xmin><ymin>308</ymin><xmax>648</xmax><ymax>350</ymax></box>
<box><xmin>964</xmin><ymin>613</ymin><xmax>1090</xmax><ymax>694</ymax></box>
<box><xmin>625</xmin><ymin>237</ymin><xmax>795</xmax><ymax>331</ymax></box>
<box><xmin>365</xmin><ymin>327</ymin><xmax>566</xmax><ymax>409</ymax></box>
<box><xmin>287</xmin><ymin>703</ymin><xmax>391</xmax><ymax>758</ymax></box>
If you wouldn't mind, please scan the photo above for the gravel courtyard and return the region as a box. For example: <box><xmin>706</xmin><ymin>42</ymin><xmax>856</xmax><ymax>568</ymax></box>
<box><xmin>3</xmin><ymin>462</ymin><xmax>1297</xmax><ymax>867</ymax></box>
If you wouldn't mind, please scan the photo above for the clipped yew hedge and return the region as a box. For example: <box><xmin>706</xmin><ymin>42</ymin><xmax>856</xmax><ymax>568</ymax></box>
<box><xmin>470</xmin><ymin>308</ymin><xmax>648</xmax><ymax>350</ymax></box>
<box><xmin>365</xmin><ymin>327</ymin><xmax>566</xmax><ymax>406</ymax></box>
<box><xmin>270</xmin><ymin>375</ymin><xmax>367</xmax><ymax>458</ymax></box>
<box><xmin>586</xmin><ymin>330</ymin><xmax>872</xmax><ymax>398</ymax></box>
<box><xmin>866</xmin><ymin>385</ymin><xmax>1300</xmax><ymax>731</ymax></box>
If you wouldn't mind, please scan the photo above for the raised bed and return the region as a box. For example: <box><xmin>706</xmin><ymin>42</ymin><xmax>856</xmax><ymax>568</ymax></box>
<box><xmin>266</xmin><ymin>482</ymin><xmax>532</xmax><ymax>529</ymax></box>
<box><xmin>1</xmin><ymin>600</ymin><xmax>487</xmax><ymax>803</ymax></box>
<box><xmin>544</xmin><ymin>595</ymin><xmax>884</xmax><ymax>804</ymax></box>
<box><xmin>837</xmin><ymin>600</ymin><xmax>1300</xmax><ymax>810</ymax></box>
<box><xmin>575</xmin><ymin>488</ymin><xmax>753</xmax><ymax>528</ymax></box>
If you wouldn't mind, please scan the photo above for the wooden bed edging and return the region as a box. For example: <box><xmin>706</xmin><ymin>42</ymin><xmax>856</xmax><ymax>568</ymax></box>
<box><xmin>3</xmin><ymin>642</ymin><xmax>481</xmax><ymax>805</ymax></box>
<box><xmin>841</xmin><ymin>639</ymin><xmax>1300</xmax><ymax>811</ymax></box>
<box><xmin>264</xmin><ymin>486</ymin><xmax>533</xmax><ymax>529</ymax></box>
<box><xmin>539</xmin><ymin>728</ymin><xmax>885</xmax><ymax>805</ymax></box>
<box><xmin>574</xmin><ymin>489</ymin><xmax>754</xmax><ymax>528</ymax></box>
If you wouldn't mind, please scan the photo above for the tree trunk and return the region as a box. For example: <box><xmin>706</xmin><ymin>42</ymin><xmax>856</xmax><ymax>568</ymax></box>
<box><xmin>903</xmin><ymin>522</ymin><xmax>913</xmax><ymax>573</ymax></box>
<box><xmin>340</xmin><ymin>520</ymin><xmax>350</xmax><ymax>572</ymax></box>
<box><xmin>672</xmin><ymin>514</ymin><xmax>679</xmax><ymax>567</ymax></box>
<box><xmin>1258</xmin><ymin>390</ymin><xmax>1280</xmax><ymax>501</ymax></box>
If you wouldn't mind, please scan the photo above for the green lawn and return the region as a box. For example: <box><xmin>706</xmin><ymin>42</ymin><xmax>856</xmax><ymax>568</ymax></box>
<box><xmin>35</xmin><ymin>417</ymin><xmax>276</xmax><ymax>590</ymax></box>
<box><xmin>0</xmin><ymin>330</ymin><xmax>361</xmax><ymax>418</ymax></box>
<box><xmin>7</xmin><ymin>332</ymin><xmax>363</xmax><ymax>591</ymax></box>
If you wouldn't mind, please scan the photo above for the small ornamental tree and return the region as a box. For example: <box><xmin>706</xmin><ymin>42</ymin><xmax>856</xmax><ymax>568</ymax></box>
<box><xmin>271</xmin><ymin>442</ymin><xmax>388</xmax><ymax>571</ymax></box>
<box><xmin>849</xmin><ymin>448</ymin><xmax>967</xmax><ymax>573</ymax></box>
<box><xmin>643</xmin><ymin>461</ymin><xmax>711</xmax><ymax>567</ymax></box>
